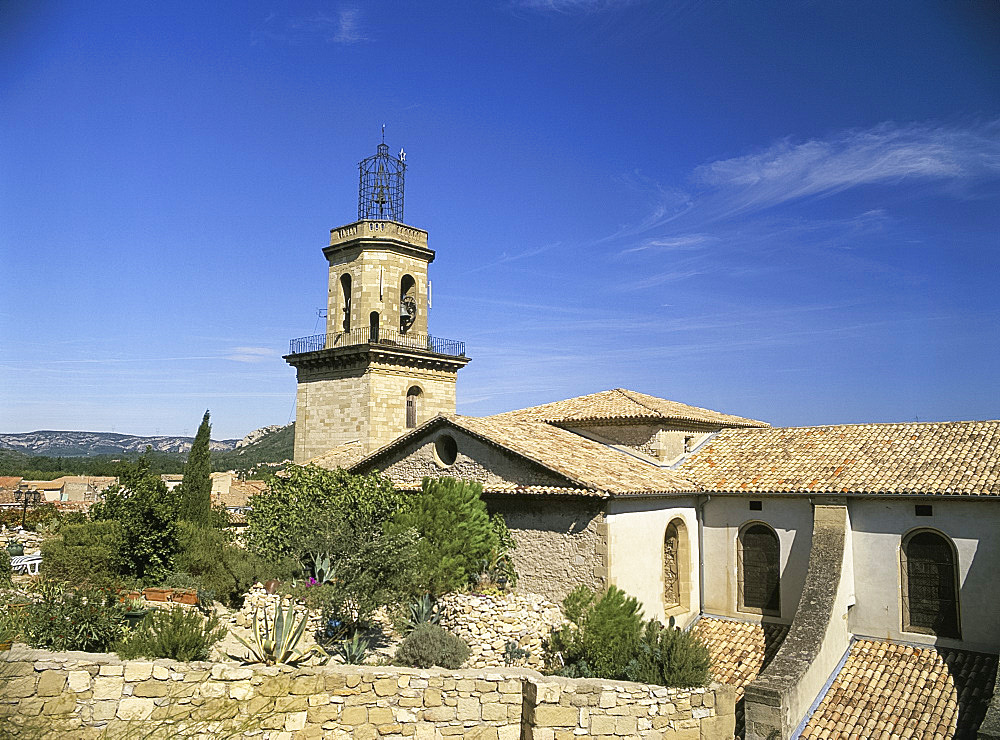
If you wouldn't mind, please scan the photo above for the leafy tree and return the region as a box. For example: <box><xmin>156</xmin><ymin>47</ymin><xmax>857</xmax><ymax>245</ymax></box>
<box><xmin>90</xmin><ymin>456</ymin><xmax>180</xmax><ymax>581</ymax></box>
<box><xmin>244</xmin><ymin>464</ymin><xmax>405</xmax><ymax>564</ymax></box>
<box><xmin>389</xmin><ymin>477</ymin><xmax>497</xmax><ymax>595</ymax></box>
<box><xmin>178</xmin><ymin>410</ymin><xmax>213</xmax><ymax>526</ymax></box>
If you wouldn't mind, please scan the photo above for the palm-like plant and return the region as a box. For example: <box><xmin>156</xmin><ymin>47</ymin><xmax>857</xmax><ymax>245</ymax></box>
<box><xmin>231</xmin><ymin>597</ymin><xmax>326</xmax><ymax>666</ymax></box>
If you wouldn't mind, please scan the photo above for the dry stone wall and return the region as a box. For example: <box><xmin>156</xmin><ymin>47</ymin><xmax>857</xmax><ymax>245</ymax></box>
<box><xmin>1</xmin><ymin>646</ymin><xmax>736</xmax><ymax>739</ymax></box>
<box><xmin>437</xmin><ymin>592</ymin><xmax>565</xmax><ymax>671</ymax></box>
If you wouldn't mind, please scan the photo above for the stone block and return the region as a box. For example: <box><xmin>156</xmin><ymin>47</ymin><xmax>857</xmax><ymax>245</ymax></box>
<box><xmin>465</xmin><ymin>728</ymin><xmax>499</xmax><ymax>740</ymax></box>
<box><xmin>307</xmin><ymin>705</ymin><xmax>340</xmax><ymax>724</ymax></box>
<box><xmin>284</xmin><ymin>710</ymin><xmax>308</xmax><ymax>731</ymax></box>
<box><xmin>16</xmin><ymin>697</ymin><xmax>45</xmax><ymax>716</ymax></box>
<box><xmin>698</xmin><ymin>713</ymin><xmax>735</xmax><ymax>740</ymax></box>
<box><xmin>456</xmin><ymin>696</ymin><xmax>481</xmax><ymax>721</ymax></box>
<box><xmin>423</xmin><ymin>688</ymin><xmax>442</xmax><ymax>707</ymax></box>
<box><xmin>41</xmin><ymin>694</ymin><xmax>76</xmax><ymax>716</ymax></box>
<box><xmin>616</xmin><ymin>716</ymin><xmax>638</xmax><ymax>734</ymax></box>
<box><xmin>483</xmin><ymin>701</ymin><xmax>508</xmax><ymax>722</ymax></box>
<box><xmin>340</xmin><ymin>705</ymin><xmax>368</xmax><ymax>725</ymax></box>
<box><xmin>91</xmin><ymin>700</ymin><xmax>118</xmax><ymax>722</ymax></box>
<box><xmin>124</xmin><ymin>662</ymin><xmax>153</xmax><ymax>682</ymax></box>
<box><xmin>5</xmin><ymin>676</ymin><xmax>37</xmax><ymax>698</ymax></box>
<box><xmin>152</xmin><ymin>665</ymin><xmax>171</xmax><ymax>680</ymax></box>
<box><xmin>117</xmin><ymin>697</ymin><xmax>156</xmax><ymax>720</ymax></box>
<box><xmin>199</xmin><ymin>681</ymin><xmax>227</xmax><ymax>698</ymax></box>
<box><xmin>367</xmin><ymin>706</ymin><xmax>394</xmax><ymax>725</ymax></box>
<box><xmin>291</xmin><ymin>674</ymin><xmax>325</xmax><ymax>695</ymax></box>
<box><xmin>93</xmin><ymin>676</ymin><xmax>124</xmax><ymax>700</ymax></box>
<box><xmin>590</xmin><ymin>715</ymin><xmax>617</xmax><ymax>734</ymax></box>
<box><xmin>535</xmin><ymin>682</ymin><xmax>561</xmax><ymax>704</ymax></box>
<box><xmin>533</xmin><ymin>704</ymin><xmax>578</xmax><ymax>727</ymax></box>
<box><xmin>99</xmin><ymin>664</ymin><xmax>124</xmax><ymax>676</ymax></box>
<box><xmin>36</xmin><ymin>669</ymin><xmax>67</xmax><ymax>696</ymax></box>
<box><xmin>67</xmin><ymin>670</ymin><xmax>92</xmax><ymax>692</ymax></box>
<box><xmin>374</xmin><ymin>677</ymin><xmax>398</xmax><ymax>696</ymax></box>
<box><xmin>598</xmin><ymin>691</ymin><xmax>616</xmax><ymax>708</ymax></box>
<box><xmin>422</xmin><ymin>705</ymin><xmax>455</xmax><ymax>721</ymax></box>
<box><xmin>133</xmin><ymin>680</ymin><xmax>169</xmax><ymax>697</ymax></box>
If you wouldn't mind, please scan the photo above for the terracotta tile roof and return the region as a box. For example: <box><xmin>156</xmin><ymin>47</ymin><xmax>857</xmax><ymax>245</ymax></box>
<box><xmin>694</xmin><ymin>617</ymin><xmax>789</xmax><ymax>698</ymax></box>
<box><xmin>489</xmin><ymin>388</ymin><xmax>769</xmax><ymax>428</ymax></box>
<box><xmin>212</xmin><ymin>479</ymin><xmax>267</xmax><ymax>509</ymax></box>
<box><xmin>0</xmin><ymin>477</ymin><xmax>22</xmax><ymax>490</ymax></box>
<box><xmin>357</xmin><ymin>415</ymin><xmax>697</xmax><ymax>495</ymax></box>
<box><xmin>677</xmin><ymin>420</ymin><xmax>1000</xmax><ymax>495</ymax></box>
<box><xmin>308</xmin><ymin>440</ymin><xmax>370</xmax><ymax>471</ymax></box>
<box><xmin>799</xmin><ymin>639</ymin><xmax>998</xmax><ymax>740</ymax></box>
<box><xmin>693</xmin><ymin>616</ymin><xmax>789</xmax><ymax>739</ymax></box>
<box><xmin>395</xmin><ymin>483</ymin><xmax>605</xmax><ymax>497</ymax></box>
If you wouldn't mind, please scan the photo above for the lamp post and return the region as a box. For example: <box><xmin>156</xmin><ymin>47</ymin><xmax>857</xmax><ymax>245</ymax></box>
<box><xmin>13</xmin><ymin>487</ymin><xmax>41</xmax><ymax>529</ymax></box>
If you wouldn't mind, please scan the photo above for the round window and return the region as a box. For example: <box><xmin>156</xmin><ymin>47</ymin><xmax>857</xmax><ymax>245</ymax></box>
<box><xmin>434</xmin><ymin>434</ymin><xmax>458</xmax><ymax>466</ymax></box>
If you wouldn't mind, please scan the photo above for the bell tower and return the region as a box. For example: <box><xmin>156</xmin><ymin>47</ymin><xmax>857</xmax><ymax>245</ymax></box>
<box><xmin>284</xmin><ymin>136</ymin><xmax>470</xmax><ymax>463</ymax></box>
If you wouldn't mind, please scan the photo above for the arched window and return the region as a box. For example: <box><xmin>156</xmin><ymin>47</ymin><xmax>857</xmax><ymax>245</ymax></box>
<box><xmin>340</xmin><ymin>274</ymin><xmax>352</xmax><ymax>332</ymax></box>
<box><xmin>369</xmin><ymin>311</ymin><xmax>380</xmax><ymax>343</ymax></box>
<box><xmin>663</xmin><ymin>518</ymin><xmax>689</xmax><ymax>611</ymax></box>
<box><xmin>738</xmin><ymin>523</ymin><xmax>780</xmax><ymax>616</ymax></box>
<box><xmin>406</xmin><ymin>386</ymin><xmax>422</xmax><ymax>428</ymax></box>
<box><xmin>400</xmin><ymin>274</ymin><xmax>417</xmax><ymax>333</ymax></box>
<box><xmin>901</xmin><ymin>530</ymin><xmax>960</xmax><ymax>638</ymax></box>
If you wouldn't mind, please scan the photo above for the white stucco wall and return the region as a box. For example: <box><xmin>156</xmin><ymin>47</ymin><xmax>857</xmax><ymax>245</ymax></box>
<box><xmin>701</xmin><ymin>495</ymin><xmax>813</xmax><ymax>623</ymax></box>
<box><xmin>605</xmin><ymin>496</ymin><xmax>700</xmax><ymax>628</ymax></box>
<box><xmin>847</xmin><ymin>497</ymin><xmax>1000</xmax><ymax>653</ymax></box>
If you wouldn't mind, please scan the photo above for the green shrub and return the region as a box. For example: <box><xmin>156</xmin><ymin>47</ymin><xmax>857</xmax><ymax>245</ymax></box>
<box><xmin>624</xmin><ymin>620</ymin><xmax>712</xmax><ymax>687</ymax></box>
<box><xmin>548</xmin><ymin>586</ymin><xmax>644</xmax><ymax>680</ymax></box>
<box><xmin>173</xmin><ymin>522</ymin><xmax>289</xmax><ymax>607</ymax></box>
<box><xmin>0</xmin><ymin>502</ymin><xmax>60</xmax><ymax>531</ymax></box>
<box><xmin>25</xmin><ymin>583</ymin><xmax>127</xmax><ymax>652</ymax></box>
<box><xmin>40</xmin><ymin>521</ymin><xmax>126</xmax><ymax>587</ymax></box>
<box><xmin>393</xmin><ymin>623</ymin><xmax>469</xmax><ymax>669</ymax></box>
<box><xmin>115</xmin><ymin>606</ymin><xmax>227</xmax><ymax>662</ymax></box>
<box><xmin>389</xmin><ymin>477</ymin><xmax>497</xmax><ymax>595</ymax></box>
<box><xmin>0</xmin><ymin>548</ymin><xmax>11</xmax><ymax>586</ymax></box>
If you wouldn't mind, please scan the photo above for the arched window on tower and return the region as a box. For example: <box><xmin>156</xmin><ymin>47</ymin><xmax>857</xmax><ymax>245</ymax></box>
<box><xmin>400</xmin><ymin>275</ymin><xmax>417</xmax><ymax>333</ymax></box>
<box><xmin>369</xmin><ymin>311</ymin><xmax>380</xmax><ymax>343</ymax></box>
<box><xmin>406</xmin><ymin>386</ymin><xmax>422</xmax><ymax>428</ymax></box>
<box><xmin>738</xmin><ymin>523</ymin><xmax>780</xmax><ymax>616</ymax></box>
<box><xmin>340</xmin><ymin>273</ymin><xmax>352</xmax><ymax>332</ymax></box>
<box><xmin>901</xmin><ymin>530</ymin><xmax>960</xmax><ymax>638</ymax></box>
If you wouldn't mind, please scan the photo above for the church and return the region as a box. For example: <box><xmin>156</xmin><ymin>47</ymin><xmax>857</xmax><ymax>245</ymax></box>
<box><xmin>284</xmin><ymin>141</ymin><xmax>1000</xmax><ymax>740</ymax></box>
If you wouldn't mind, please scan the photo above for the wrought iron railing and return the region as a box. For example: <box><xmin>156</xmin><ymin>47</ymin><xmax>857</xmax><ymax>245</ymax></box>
<box><xmin>288</xmin><ymin>328</ymin><xmax>465</xmax><ymax>357</ymax></box>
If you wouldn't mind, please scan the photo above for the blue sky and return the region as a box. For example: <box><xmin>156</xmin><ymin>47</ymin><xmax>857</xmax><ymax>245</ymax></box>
<box><xmin>2</xmin><ymin>1</ymin><xmax>999</xmax><ymax>439</ymax></box>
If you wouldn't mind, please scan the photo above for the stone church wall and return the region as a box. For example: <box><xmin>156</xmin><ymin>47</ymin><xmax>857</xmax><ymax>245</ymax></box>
<box><xmin>486</xmin><ymin>494</ymin><xmax>608</xmax><ymax>603</ymax></box>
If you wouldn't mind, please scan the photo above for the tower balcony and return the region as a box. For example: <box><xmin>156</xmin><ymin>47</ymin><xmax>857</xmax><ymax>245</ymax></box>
<box><xmin>287</xmin><ymin>328</ymin><xmax>466</xmax><ymax>358</ymax></box>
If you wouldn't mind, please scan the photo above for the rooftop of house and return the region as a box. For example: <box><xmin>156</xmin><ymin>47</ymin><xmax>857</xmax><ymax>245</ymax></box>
<box><xmin>488</xmin><ymin>388</ymin><xmax>769</xmax><ymax>429</ymax></box>
<box><xmin>354</xmin><ymin>414</ymin><xmax>695</xmax><ymax>496</ymax></box>
<box><xmin>677</xmin><ymin>420</ymin><xmax>1000</xmax><ymax>496</ymax></box>
<box><xmin>0</xmin><ymin>476</ymin><xmax>23</xmax><ymax>490</ymax></box>
<box><xmin>798</xmin><ymin>639</ymin><xmax>998</xmax><ymax>739</ymax></box>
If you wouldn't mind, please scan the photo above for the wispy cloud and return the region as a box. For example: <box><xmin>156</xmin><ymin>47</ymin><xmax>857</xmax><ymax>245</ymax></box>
<box><xmin>515</xmin><ymin>0</ymin><xmax>640</xmax><ymax>12</ymax></box>
<box><xmin>225</xmin><ymin>347</ymin><xmax>279</xmax><ymax>363</ymax></box>
<box><xmin>691</xmin><ymin>120</ymin><xmax>1000</xmax><ymax>218</ymax></box>
<box><xmin>255</xmin><ymin>8</ymin><xmax>367</xmax><ymax>45</ymax></box>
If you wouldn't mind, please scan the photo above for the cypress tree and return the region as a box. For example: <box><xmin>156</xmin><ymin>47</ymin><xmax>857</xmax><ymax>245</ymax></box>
<box><xmin>179</xmin><ymin>410</ymin><xmax>213</xmax><ymax>526</ymax></box>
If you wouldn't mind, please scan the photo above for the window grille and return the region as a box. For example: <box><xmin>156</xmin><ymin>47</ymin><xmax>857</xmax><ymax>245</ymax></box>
<box><xmin>902</xmin><ymin>531</ymin><xmax>960</xmax><ymax>638</ymax></box>
<box><xmin>405</xmin><ymin>387</ymin><xmax>421</xmax><ymax>429</ymax></box>
<box><xmin>663</xmin><ymin>522</ymin><xmax>680</xmax><ymax>608</ymax></box>
<box><xmin>739</xmin><ymin>524</ymin><xmax>780</xmax><ymax>615</ymax></box>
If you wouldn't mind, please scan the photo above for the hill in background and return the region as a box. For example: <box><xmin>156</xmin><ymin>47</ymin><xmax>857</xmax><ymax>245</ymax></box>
<box><xmin>0</xmin><ymin>424</ymin><xmax>294</xmax><ymax>479</ymax></box>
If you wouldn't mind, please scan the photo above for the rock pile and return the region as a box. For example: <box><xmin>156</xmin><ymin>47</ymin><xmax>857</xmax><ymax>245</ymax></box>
<box><xmin>438</xmin><ymin>592</ymin><xmax>565</xmax><ymax>670</ymax></box>
<box><xmin>232</xmin><ymin>583</ymin><xmax>326</xmax><ymax>635</ymax></box>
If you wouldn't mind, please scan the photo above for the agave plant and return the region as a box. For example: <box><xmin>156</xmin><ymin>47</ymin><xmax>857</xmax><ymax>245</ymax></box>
<box><xmin>309</xmin><ymin>552</ymin><xmax>336</xmax><ymax>585</ymax></box>
<box><xmin>338</xmin><ymin>632</ymin><xmax>371</xmax><ymax>664</ymax></box>
<box><xmin>403</xmin><ymin>594</ymin><xmax>441</xmax><ymax>635</ymax></box>
<box><xmin>231</xmin><ymin>597</ymin><xmax>327</xmax><ymax>666</ymax></box>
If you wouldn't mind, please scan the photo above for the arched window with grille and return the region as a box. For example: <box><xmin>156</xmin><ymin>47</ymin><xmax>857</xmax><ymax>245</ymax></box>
<box><xmin>405</xmin><ymin>386</ymin><xmax>422</xmax><ymax>429</ymax></box>
<box><xmin>901</xmin><ymin>529</ymin><xmax>960</xmax><ymax>638</ymax></box>
<box><xmin>663</xmin><ymin>518</ymin><xmax>689</xmax><ymax>611</ymax></box>
<box><xmin>738</xmin><ymin>522</ymin><xmax>781</xmax><ymax>616</ymax></box>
